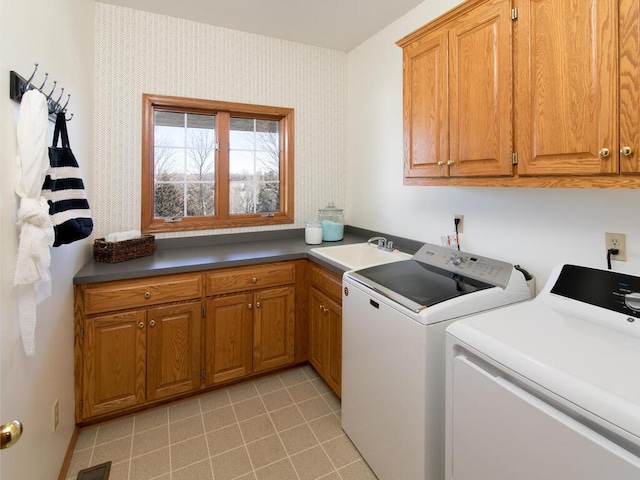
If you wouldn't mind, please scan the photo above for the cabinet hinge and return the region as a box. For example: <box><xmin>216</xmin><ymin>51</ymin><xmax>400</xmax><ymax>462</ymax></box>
<box><xmin>215</xmin><ymin>141</ymin><xmax>220</xmax><ymax>151</ymax></box>
<box><xmin>512</xmin><ymin>152</ymin><xmax>518</xmax><ymax>165</ymax></box>
<box><xmin>79</xmin><ymin>400</ymin><xmax>84</xmax><ymax>412</ymax></box>
<box><xmin>200</xmin><ymin>369</ymin><xmax>206</xmax><ymax>379</ymax></box>
<box><xmin>202</xmin><ymin>307</ymin><xmax>206</xmax><ymax>318</ymax></box>
<box><xmin>80</xmin><ymin>327</ymin><xmax>84</xmax><ymax>339</ymax></box>
<box><xmin>511</xmin><ymin>7</ymin><xmax>518</xmax><ymax>20</ymax></box>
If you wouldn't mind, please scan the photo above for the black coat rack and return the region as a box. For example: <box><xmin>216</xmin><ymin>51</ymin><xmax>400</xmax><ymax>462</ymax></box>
<box><xmin>9</xmin><ymin>63</ymin><xmax>73</xmax><ymax>122</ymax></box>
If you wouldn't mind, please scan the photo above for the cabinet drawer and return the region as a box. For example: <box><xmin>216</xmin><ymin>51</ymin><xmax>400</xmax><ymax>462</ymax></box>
<box><xmin>309</xmin><ymin>263</ymin><xmax>342</xmax><ymax>302</ymax></box>
<box><xmin>205</xmin><ymin>262</ymin><xmax>296</xmax><ymax>296</ymax></box>
<box><xmin>84</xmin><ymin>273</ymin><xmax>203</xmax><ymax>315</ymax></box>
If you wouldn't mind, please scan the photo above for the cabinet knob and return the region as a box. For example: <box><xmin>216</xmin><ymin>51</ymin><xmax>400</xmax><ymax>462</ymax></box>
<box><xmin>437</xmin><ymin>161</ymin><xmax>445</xmax><ymax>167</ymax></box>
<box><xmin>256</xmin><ymin>302</ymin><xmax>261</xmax><ymax>308</ymax></box>
<box><xmin>620</xmin><ymin>146</ymin><xmax>633</xmax><ymax>156</ymax></box>
<box><xmin>138</xmin><ymin>321</ymin><xmax>145</xmax><ymax>329</ymax></box>
<box><xmin>598</xmin><ymin>147</ymin><xmax>610</xmax><ymax>158</ymax></box>
<box><xmin>447</xmin><ymin>160</ymin><xmax>455</xmax><ymax>166</ymax></box>
<box><xmin>321</xmin><ymin>306</ymin><xmax>329</xmax><ymax>313</ymax></box>
<box><xmin>248</xmin><ymin>303</ymin><xmax>253</xmax><ymax>309</ymax></box>
<box><xmin>144</xmin><ymin>292</ymin><xmax>151</xmax><ymax>299</ymax></box>
<box><xmin>252</xmin><ymin>277</ymin><xmax>257</xmax><ymax>284</ymax></box>
<box><xmin>149</xmin><ymin>320</ymin><xmax>155</xmax><ymax>327</ymax></box>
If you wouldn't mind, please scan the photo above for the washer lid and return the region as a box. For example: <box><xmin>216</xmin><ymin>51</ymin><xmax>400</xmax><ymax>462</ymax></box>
<box><xmin>347</xmin><ymin>259</ymin><xmax>493</xmax><ymax>312</ymax></box>
<box><xmin>447</xmin><ymin>296</ymin><xmax>640</xmax><ymax>441</ymax></box>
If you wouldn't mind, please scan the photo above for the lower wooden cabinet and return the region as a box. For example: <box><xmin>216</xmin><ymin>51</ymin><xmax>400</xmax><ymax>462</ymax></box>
<box><xmin>204</xmin><ymin>293</ymin><xmax>253</xmax><ymax>386</ymax></box>
<box><xmin>82</xmin><ymin>310</ymin><xmax>146</xmax><ymax>419</ymax></box>
<box><xmin>146</xmin><ymin>302</ymin><xmax>202</xmax><ymax>401</ymax></box>
<box><xmin>253</xmin><ymin>286</ymin><xmax>296</xmax><ymax>372</ymax></box>
<box><xmin>81</xmin><ymin>302</ymin><xmax>202</xmax><ymax>419</ymax></box>
<box><xmin>75</xmin><ymin>262</ymin><xmax>300</xmax><ymax>423</ymax></box>
<box><xmin>308</xmin><ymin>264</ymin><xmax>343</xmax><ymax>397</ymax></box>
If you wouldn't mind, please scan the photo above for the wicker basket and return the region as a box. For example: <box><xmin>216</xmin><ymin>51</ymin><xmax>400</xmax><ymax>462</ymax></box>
<box><xmin>93</xmin><ymin>234</ymin><xmax>155</xmax><ymax>263</ymax></box>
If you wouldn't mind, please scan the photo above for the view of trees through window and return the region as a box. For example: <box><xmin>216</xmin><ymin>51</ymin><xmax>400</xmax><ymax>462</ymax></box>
<box><xmin>142</xmin><ymin>94</ymin><xmax>294</xmax><ymax>232</ymax></box>
<box><xmin>229</xmin><ymin>117</ymin><xmax>281</xmax><ymax>215</ymax></box>
<box><xmin>153</xmin><ymin>112</ymin><xmax>281</xmax><ymax>219</ymax></box>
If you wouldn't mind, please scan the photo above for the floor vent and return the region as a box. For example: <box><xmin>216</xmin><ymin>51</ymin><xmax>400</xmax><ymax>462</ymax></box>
<box><xmin>76</xmin><ymin>461</ymin><xmax>111</xmax><ymax>480</ymax></box>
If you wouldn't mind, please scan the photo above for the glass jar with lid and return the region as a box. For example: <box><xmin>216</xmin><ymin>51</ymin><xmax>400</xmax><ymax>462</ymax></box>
<box><xmin>305</xmin><ymin>220</ymin><xmax>323</xmax><ymax>244</ymax></box>
<box><xmin>318</xmin><ymin>202</ymin><xmax>344</xmax><ymax>241</ymax></box>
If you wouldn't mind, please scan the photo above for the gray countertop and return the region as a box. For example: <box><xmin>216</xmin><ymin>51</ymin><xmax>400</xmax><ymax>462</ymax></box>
<box><xmin>74</xmin><ymin>227</ymin><xmax>424</xmax><ymax>285</ymax></box>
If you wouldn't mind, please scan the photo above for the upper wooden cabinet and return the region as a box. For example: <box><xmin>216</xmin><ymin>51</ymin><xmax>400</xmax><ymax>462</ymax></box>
<box><xmin>618</xmin><ymin>0</ymin><xmax>640</xmax><ymax>174</ymax></box>
<box><xmin>399</xmin><ymin>0</ymin><xmax>513</xmax><ymax>179</ymax></box>
<box><xmin>398</xmin><ymin>0</ymin><xmax>640</xmax><ymax>187</ymax></box>
<box><xmin>515</xmin><ymin>0</ymin><xmax>617</xmax><ymax>176</ymax></box>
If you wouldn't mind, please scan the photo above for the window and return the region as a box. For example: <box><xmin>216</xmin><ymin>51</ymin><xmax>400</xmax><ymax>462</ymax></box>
<box><xmin>142</xmin><ymin>94</ymin><xmax>294</xmax><ymax>232</ymax></box>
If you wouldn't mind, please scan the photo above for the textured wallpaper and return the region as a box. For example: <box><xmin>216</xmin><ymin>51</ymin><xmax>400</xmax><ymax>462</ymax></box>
<box><xmin>94</xmin><ymin>3</ymin><xmax>347</xmax><ymax>238</ymax></box>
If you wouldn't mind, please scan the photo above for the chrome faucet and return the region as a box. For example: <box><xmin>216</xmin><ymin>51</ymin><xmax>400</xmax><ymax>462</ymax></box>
<box><xmin>367</xmin><ymin>236</ymin><xmax>395</xmax><ymax>252</ymax></box>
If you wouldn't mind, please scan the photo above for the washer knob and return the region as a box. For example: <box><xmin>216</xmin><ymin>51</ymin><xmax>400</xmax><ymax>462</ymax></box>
<box><xmin>449</xmin><ymin>254</ymin><xmax>463</xmax><ymax>266</ymax></box>
<box><xmin>624</xmin><ymin>292</ymin><xmax>640</xmax><ymax>312</ymax></box>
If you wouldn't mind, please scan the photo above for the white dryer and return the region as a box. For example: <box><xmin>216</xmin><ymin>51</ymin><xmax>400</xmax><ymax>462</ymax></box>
<box><xmin>445</xmin><ymin>264</ymin><xmax>640</xmax><ymax>479</ymax></box>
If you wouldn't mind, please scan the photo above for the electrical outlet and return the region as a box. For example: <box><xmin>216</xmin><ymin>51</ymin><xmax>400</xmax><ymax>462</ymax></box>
<box><xmin>454</xmin><ymin>214</ymin><xmax>464</xmax><ymax>233</ymax></box>
<box><xmin>605</xmin><ymin>232</ymin><xmax>627</xmax><ymax>261</ymax></box>
<box><xmin>52</xmin><ymin>399</ymin><xmax>59</xmax><ymax>433</ymax></box>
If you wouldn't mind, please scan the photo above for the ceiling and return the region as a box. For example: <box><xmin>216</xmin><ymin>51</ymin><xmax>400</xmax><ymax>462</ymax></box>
<box><xmin>98</xmin><ymin>0</ymin><xmax>424</xmax><ymax>51</ymax></box>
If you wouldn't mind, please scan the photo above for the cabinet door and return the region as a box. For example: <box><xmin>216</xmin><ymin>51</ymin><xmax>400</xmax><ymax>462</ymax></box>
<box><xmin>515</xmin><ymin>0</ymin><xmax>618</xmax><ymax>176</ymax></box>
<box><xmin>204</xmin><ymin>294</ymin><xmax>253</xmax><ymax>386</ymax></box>
<box><xmin>403</xmin><ymin>29</ymin><xmax>449</xmax><ymax>178</ymax></box>
<box><xmin>620</xmin><ymin>0</ymin><xmax>640</xmax><ymax>174</ymax></box>
<box><xmin>83</xmin><ymin>311</ymin><xmax>146</xmax><ymax>419</ymax></box>
<box><xmin>324</xmin><ymin>295</ymin><xmax>342</xmax><ymax>398</ymax></box>
<box><xmin>308</xmin><ymin>287</ymin><xmax>327</xmax><ymax>374</ymax></box>
<box><xmin>254</xmin><ymin>286</ymin><xmax>295</xmax><ymax>372</ymax></box>
<box><xmin>147</xmin><ymin>302</ymin><xmax>201</xmax><ymax>401</ymax></box>
<box><xmin>448</xmin><ymin>0</ymin><xmax>513</xmax><ymax>177</ymax></box>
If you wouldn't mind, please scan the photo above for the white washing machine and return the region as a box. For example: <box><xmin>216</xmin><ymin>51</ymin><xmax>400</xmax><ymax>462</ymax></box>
<box><xmin>341</xmin><ymin>243</ymin><xmax>531</xmax><ymax>480</ymax></box>
<box><xmin>445</xmin><ymin>264</ymin><xmax>640</xmax><ymax>479</ymax></box>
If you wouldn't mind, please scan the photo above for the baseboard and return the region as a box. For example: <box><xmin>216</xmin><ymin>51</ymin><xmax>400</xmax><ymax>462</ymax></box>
<box><xmin>57</xmin><ymin>426</ymin><xmax>80</xmax><ymax>480</ymax></box>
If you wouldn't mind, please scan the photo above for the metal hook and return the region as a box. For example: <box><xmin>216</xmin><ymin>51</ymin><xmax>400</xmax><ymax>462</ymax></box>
<box><xmin>65</xmin><ymin>113</ymin><xmax>74</xmax><ymax>122</ymax></box>
<box><xmin>60</xmin><ymin>94</ymin><xmax>71</xmax><ymax>112</ymax></box>
<box><xmin>46</xmin><ymin>80</ymin><xmax>57</xmax><ymax>100</ymax></box>
<box><xmin>38</xmin><ymin>73</ymin><xmax>49</xmax><ymax>91</ymax></box>
<box><xmin>23</xmin><ymin>63</ymin><xmax>38</xmax><ymax>91</ymax></box>
<box><xmin>54</xmin><ymin>88</ymin><xmax>64</xmax><ymax>110</ymax></box>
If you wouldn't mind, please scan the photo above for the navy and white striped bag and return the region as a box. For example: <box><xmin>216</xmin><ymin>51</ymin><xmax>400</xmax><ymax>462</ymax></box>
<box><xmin>41</xmin><ymin>112</ymin><xmax>93</xmax><ymax>247</ymax></box>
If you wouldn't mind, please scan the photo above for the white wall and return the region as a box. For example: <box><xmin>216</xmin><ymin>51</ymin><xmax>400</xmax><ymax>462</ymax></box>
<box><xmin>347</xmin><ymin>0</ymin><xmax>640</xmax><ymax>290</ymax></box>
<box><xmin>0</xmin><ymin>0</ymin><xmax>94</xmax><ymax>477</ymax></box>
<box><xmin>94</xmin><ymin>3</ymin><xmax>347</xmax><ymax>239</ymax></box>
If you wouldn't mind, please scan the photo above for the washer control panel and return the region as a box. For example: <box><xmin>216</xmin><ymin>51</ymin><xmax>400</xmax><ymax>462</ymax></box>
<box><xmin>412</xmin><ymin>243</ymin><xmax>513</xmax><ymax>289</ymax></box>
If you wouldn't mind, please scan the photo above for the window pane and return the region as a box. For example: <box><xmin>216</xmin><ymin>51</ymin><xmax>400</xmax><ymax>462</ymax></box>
<box><xmin>186</xmin><ymin>183</ymin><xmax>215</xmax><ymax>216</ymax></box>
<box><xmin>154</xmin><ymin>111</ymin><xmax>215</xmax><ymax>219</ymax></box>
<box><xmin>155</xmin><ymin>148</ymin><xmax>185</xmax><ymax>180</ymax></box>
<box><xmin>155</xmin><ymin>111</ymin><xmax>186</xmax><ymax>147</ymax></box>
<box><xmin>154</xmin><ymin>183</ymin><xmax>184</xmax><ymax>218</ymax></box>
<box><xmin>229</xmin><ymin>150</ymin><xmax>256</xmax><ymax>181</ymax></box>
<box><xmin>256</xmin><ymin>182</ymin><xmax>280</xmax><ymax>213</ymax></box>
<box><xmin>256</xmin><ymin>151</ymin><xmax>280</xmax><ymax>176</ymax></box>
<box><xmin>187</xmin><ymin>148</ymin><xmax>215</xmax><ymax>176</ymax></box>
<box><xmin>229</xmin><ymin>181</ymin><xmax>256</xmax><ymax>214</ymax></box>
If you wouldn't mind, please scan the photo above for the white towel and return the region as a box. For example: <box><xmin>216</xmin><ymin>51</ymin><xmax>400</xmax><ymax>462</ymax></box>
<box><xmin>14</xmin><ymin>90</ymin><xmax>55</xmax><ymax>356</ymax></box>
<box><xmin>104</xmin><ymin>230</ymin><xmax>141</xmax><ymax>243</ymax></box>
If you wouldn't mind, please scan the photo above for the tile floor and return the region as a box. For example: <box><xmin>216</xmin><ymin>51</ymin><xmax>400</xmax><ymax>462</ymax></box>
<box><xmin>66</xmin><ymin>365</ymin><xmax>378</xmax><ymax>480</ymax></box>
